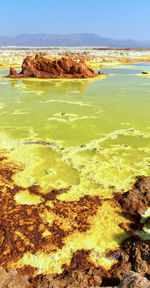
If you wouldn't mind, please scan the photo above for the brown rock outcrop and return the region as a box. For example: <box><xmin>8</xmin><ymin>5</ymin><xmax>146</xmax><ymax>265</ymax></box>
<box><xmin>35</xmin><ymin>270</ymin><xmax>101</xmax><ymax>288</ymax></box>
<box><xmin>115</xmin><ymin>176</ymin><xmax>150</xmax><ymax>217</ymax></box>
<box><xmin>9</xmin><ymin>67</ymin><xmax>18</xmax><ymax>77</ymax></box>
<box><xmin>0</xmin><ymin>267</ymin><xmax>30</xmax><ymax>288</ymax></box>
<box><xmin>8</xmin><ymin>55</ymin><xmax>99</xmax><ymax>79</ymax></box>
<box><xmin>121</xmin><ymin>236</ymin><xmax>150</xmax><ymax>276</ymax></box>
<box><xmin>34</xmin><ymin>250</ymin><xmax>119</xmax><ymax>288</ymax></box>
<box><xmin>118</xmin><ymin>271</ymin><xmax>150</xmax><ymax>288</ymax></box>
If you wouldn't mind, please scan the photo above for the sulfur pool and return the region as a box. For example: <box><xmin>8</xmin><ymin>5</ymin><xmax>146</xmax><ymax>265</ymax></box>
<box><xmin>0</xmin><ymin>62</ymin><xmax>150</xmax><ymax>275</ymax></box>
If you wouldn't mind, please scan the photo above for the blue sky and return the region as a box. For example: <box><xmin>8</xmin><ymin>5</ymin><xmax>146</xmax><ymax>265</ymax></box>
<box><xmin>1</xmin><ymin>0</ymin><xmax>150</xmax><ymax>40</ymax></box>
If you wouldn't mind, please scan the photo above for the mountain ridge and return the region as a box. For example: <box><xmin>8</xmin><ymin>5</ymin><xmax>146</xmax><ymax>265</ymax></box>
<box><xmin>0</xmin><ymin>33</ymin><xmax>149</xmax><ymax>48</ymax></box>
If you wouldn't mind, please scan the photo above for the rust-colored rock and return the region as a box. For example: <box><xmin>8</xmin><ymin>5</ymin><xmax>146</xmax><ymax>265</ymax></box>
<box><xmin>9</xmin><ymin>67</ymin><xmax>18</xmax><ymax>77</ymax></box>
<box><xmin>8</xmin><ymin>55</ymin><xmax>99</xmax><ymax>79</ymax></box>
<box><xmin>115</xmin><ymin>176</ymin><xmax>150</xmax><ymax>217</ymax></box>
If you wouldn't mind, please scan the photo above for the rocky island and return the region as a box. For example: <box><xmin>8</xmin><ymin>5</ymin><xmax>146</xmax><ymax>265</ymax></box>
<box><xmin>8</xmin><ymin>55</ymin><xmax>99</xmax><ymax>79</ymax></box>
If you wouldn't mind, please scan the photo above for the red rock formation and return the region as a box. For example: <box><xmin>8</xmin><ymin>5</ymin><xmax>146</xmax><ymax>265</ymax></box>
<box><xmin>8</xmin><ymin>55</ymin><xmax>99</xmax><ymax>79</ymax></box>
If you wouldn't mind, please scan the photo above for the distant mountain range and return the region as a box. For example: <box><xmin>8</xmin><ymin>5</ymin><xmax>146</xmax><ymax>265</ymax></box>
<box><xmin>0</xmin><ymin>33</ymin><xmax>149</xmax><ymax>48</ymax></box>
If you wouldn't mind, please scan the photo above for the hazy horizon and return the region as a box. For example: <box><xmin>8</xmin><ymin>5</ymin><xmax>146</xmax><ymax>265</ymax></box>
<box><xmin>0</xmin><ymin>32</ymin><xmax>149</xmax><ymax>43</ymax></box>
<box><xmin>1</xmin><ymin>0</ymin><xmax>150</xmax><ymax>41</ymax></box>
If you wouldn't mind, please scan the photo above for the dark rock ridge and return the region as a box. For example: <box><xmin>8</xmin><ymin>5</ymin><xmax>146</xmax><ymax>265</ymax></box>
<box><xmin>8</xmin><ymin>55</ymin><xmax>99</xmax><ymax>79</ymax></box>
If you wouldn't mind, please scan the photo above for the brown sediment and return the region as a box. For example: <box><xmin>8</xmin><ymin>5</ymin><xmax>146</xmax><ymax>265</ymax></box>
<box><xmin>1</xmin><ymin>147</ymin><xmax>150</xmax><ymax>287</ymax></box>
<box><xmin>0</xmin><ymin>151</ymin><xmax>102</xmax><ymax>274</ymax></box>
<box><xmin>8</xmin><ymin>55</ymin><xmax>99</xmax><ymax>79</ymax></box>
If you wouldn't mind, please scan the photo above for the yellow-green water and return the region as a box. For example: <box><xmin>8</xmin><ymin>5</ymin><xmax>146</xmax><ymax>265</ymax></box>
<box><xmin>0</xmin><ymin>63</ymin><xmax>150</xmax><ymax>192</ymax></box>
<box><xmin>0</xmin><ymin>63</ymin><xmax>150</xmax><ymax>274</ymax></box>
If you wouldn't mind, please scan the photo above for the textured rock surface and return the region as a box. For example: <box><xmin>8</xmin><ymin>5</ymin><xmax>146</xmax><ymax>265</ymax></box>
<box><xmin>1</xmin><ymin>267</ymin><xmax>150</xmax><ymax>287</ymax></box>
<box><xmin>31</xmin><ymin>250</ymin><xmax>105</xmax><ymax>287</ymax></box>
<box><xmin>36</xmin><ymin>272</ymin><xmax>101</xmax><ymax>288</ymax></box>
<box><xmin>118</xmin><ymin>271</ymin><xmax>150</xmax><ymax>288</ymax></box>
<box><xmin>34</xmin><ymin>271</ymin><xmax>150</xmax><ymax>287</ymax></box>
<box><xmin>115</xmin><ymin>176</ymin><xmax>150</xmax><ymax>217</ymax></box>
<box><xmin>34</xmin><ymin>271</ymin><xmax>150</xmax><ymax>288</ymax></box>
<box><xmin>8</xmin><ymin>55</ymin><xmax>99</xmax><ymax>79</ymax></box>
<box><xmin>0</xmin><ymin>267</ymin><xmax>30</xmax><ymax>288</ymax></box>
<box><xmin>34</xmin><ymin>250</ymin><xmax>119</xmax><ymax>287</ymax></box>
<box><xmin>121</xmin><ymin>236</ymin><xmax>150</xmax><ymax>276</ymax></box>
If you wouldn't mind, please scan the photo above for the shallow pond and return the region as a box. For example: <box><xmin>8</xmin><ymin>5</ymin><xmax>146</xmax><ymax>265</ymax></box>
<box><xmin>0</xmin><ymin>63</ymin><xmax>150</xmax><ymax>190</ymax></box>
<box><xmin>0</xmin><ymin>62</ymin><xmax>150</xmax><ymax>274</ymax></box>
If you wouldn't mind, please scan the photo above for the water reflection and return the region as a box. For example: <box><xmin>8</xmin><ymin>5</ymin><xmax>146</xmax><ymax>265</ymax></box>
<box><xmin>8</xmin><ymin>78</ymin><xmax>90</xmax><ymax>96</ymax></box>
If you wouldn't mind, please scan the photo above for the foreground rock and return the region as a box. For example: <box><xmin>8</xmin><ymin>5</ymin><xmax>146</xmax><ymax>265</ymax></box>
<box><xmin>118</xmin><ymin>271</ymin><xmax>150</xmax><ymax>288</ymax></box>
<box><xmin>1</xmin><ymin>267</ymin><xmax>150</xmax><ymax>287</ymax></box>
<box><xmin>8</xmin><ymin>55</ymin><xmax>99</xmax><ymax>79</ymax></box>
<box><xmin>34</xmin><ymin>271</ymin><xmax>150</xmax><ymax>287</ymax></box>
<box><xmin>0</xmin><ymin>267</ymin><xmax>30</xmax><ymax>288</ymax></box>
<box><xmin>115</xmin><ymin>175</ymin><xmax>150</xmax><ymax>217</ymax></box>
<box><xmin>121</xmin><ymin>235</ymin><xmax>150</xmax><ymax>276</ymax></box>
